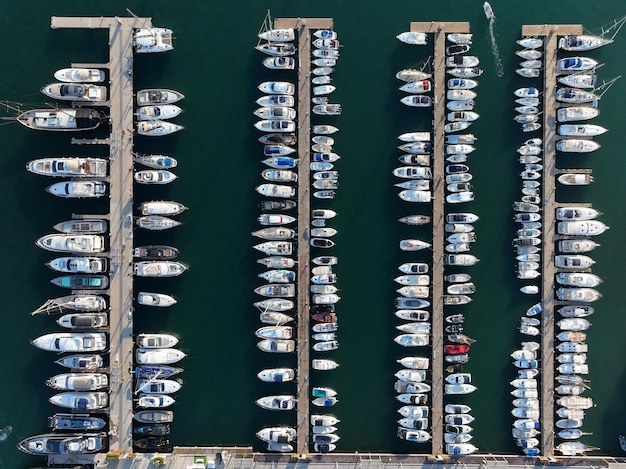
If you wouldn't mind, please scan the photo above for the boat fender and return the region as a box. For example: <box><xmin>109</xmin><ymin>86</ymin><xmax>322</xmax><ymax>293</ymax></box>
<box><xmin>152</xmin><ymin>455</ymin><xmax>166</xmax><ymax>466</ymax></box>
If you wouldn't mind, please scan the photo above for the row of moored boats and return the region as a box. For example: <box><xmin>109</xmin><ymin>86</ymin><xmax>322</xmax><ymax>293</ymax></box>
<box><xmin>19</xmin><ymin>27</ymin><xmax>186</xmax><ymax>457</ymax></box>
<box><xmin>252</xmin><ymin>23</ymin><xmax>343</xmax><ymax>453</ymax></box>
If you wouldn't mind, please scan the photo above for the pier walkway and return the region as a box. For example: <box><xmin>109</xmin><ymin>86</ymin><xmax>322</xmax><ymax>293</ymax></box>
<box><xmin>522</xmin><ymin>24</ymin><xmax>582</xmax><ymax>458</ymax></box>
<box><xmin>275</xmin><ymin>17</ymin><xmax>333</xmax><ymax>456</ymax></box>
<box><xmin>49</xmin><ymin>15</ymin><xmax>153</xmax><ymax>461</ymax></box>
<box><xmin>409</xmin><ymin>21</ymin><xmax>470</xmax><ymax>456</ymax></box>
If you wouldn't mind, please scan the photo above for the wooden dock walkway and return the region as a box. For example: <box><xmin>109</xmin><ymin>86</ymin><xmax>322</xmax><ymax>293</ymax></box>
<box><xmin>521</xmin><ymin>23</ymin><xmax>582</xmax><ymax>458</ymax></box>
<box><xmin>410</xmin><ymin>21</ymin><xmax>470</xmax><ymax>457</ymax></box>
<box><xmin>49</xmin><ymin>15</ymin><xmax>153</xmax><ymax>461</ymax></box>
<box><xmin>275</xmin><ymin>17</ymin><xmax>333</xmax><ymax>456</ymax></box>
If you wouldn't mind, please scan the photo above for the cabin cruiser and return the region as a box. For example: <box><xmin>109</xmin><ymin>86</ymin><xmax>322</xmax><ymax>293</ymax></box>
<box><xmin>41</xmin><ymin>83</ymin><xmax>107</xmax><ymax>102</ymax></box>
<box><xmin>558</xmin><ymin>57</ymin><xmax>598</xmax><ymax>72</ymax></box>
<box><xmin>56</xmin><ymin>312</ymin><xmax>108</xmax><ymax>329</ymax></box>
<box><xmin>255</xmin><ymin>107</ymin><xmax>296</xmax><ymax>121</ymax></box>
<box><xmin>32</xmin><ymin>332</ymin><xmax>106</xmax><ymax>352</ymax></box>
<box><xmin>133</xmin><ymin>28</ymin><xmax>173</xmax><ymax>53</ymax></box>
<box><xmin>557</xmin><ymin>288</ymin><xmax>602</xmax><ymax>302</ymax></box>
<box><xmin>557</xmin><ymin>220</ymin><xmax>609</xmax><ymax>236</ymax></box>
<box><xmin>47</xmin><ymin>256</ymin><xmax>107</xmax><ymax>274</ymax></box>
<box><xmin>137</xmin><ymin>394</ymin><xmax>175</xmax><ymax>408</ymax></box>
<box><xmin>448</xmin><ymin>78</ymin><xmax>478</xmax><ymax>89</ymax></box>
<box><xmin>27</xmin><ymin>157</ymin><xmax>107</xmax><ymax>178</ymax></box>
<box><xmin>46</xmin><ymin>373</ymin><xmax>108</xmax><ymax>391</ymax></box>
<box><xmin>17</xmin><ymin>108</ymin><xmax>103</xmax><ymax>131</ymax></box>
<box><xmin>139</xmin><ymin>201</ymin><xmax>187</xmax><ymax>216</ymax></box>
<box><xmin>134</xmin><ymin>261</ymin><xmax>187</xmax><ymax>277</ymax></box>
<box><xmin>136</xmin><ymin>379</ymin><xmax>182</xmax><ymax>395</ymax></box>
<box><xmin>399</xmin><ymin>80</ymin><xmax>431</xmax><ymax>94</ymax></box>
<box><xmin>137</xmin><ymin>292</ymin><xmax>177</xmax><ymax>307</ymax></box>
<box><xmin>396</xmin><ymin>31</ymin><xmax>428</xmax><ymax>45</ymax></box>
<box><xmin>135</xmin><ymin>170</ymin><xmax>177</xmax><ymax>185</ymax></box>
<box><xmin>558</xmin><ymin>239</ymin><xmax>599</xmax><ymax>253</ymax></box>
<box><xmin>396</xmin><ymin>69</ymin><xmax>431</xmax><ymax>82</ymax></box>
<box><xmin>134</xmin><ymin>244</ymin><xmax>179</xmax><ymax>260</ymax></box>
<box><xmin>136</xmin><ymin>348</ymin><xmax>186</xmax><ymax>365</ymax></box>
<box><xmin>256</xmin><ymin>395</ymin><xmax>297</xmax><ymax>411</ymax></box>
<box><xmin>135</xmin><ymin>104</ymin><xmax>183</xmax><ymax>121</ymax></box>
<box><xmin>256</xmin><ymin>42</ymin><xmax>296</xmax><ymax>56</ymax></box>
<box><xmin>263</xmin><ymin>56</ymin><xmax>295</xmax><ymax>70</ymax></box>
<box><xmin>556</xmin><ymin>139</ymin><xmax>600</xmax><ymax>152</ymax></box>
<box><xmin>54</xmin><ymin>354</ymin><xmax>104</xmax><ymax>370</ymax></box>
<box><xmin>255</xmin><ymin>120</ymin><xmax>296</xmax><ymax>133</ymax></box>
<box><xmin>46</xmin><ymin>181</ymin><xmax>107</xmax><ymax>198</ymax></box>
<box><xmin>54</xmin><ymin>67</ymin><xmax>105</xmax><ymax>83</ymax></box>
<box><xmin>258</xmin><ymin>81</ymin><xmax>296</xmax><ymax>95</ymax></box>
<box><xmin>18</xmin><ymin>433</ymin><xmax>106</xmax><ymax>455</ymax></box>
<box><xmin>49</xmin><ymin>413</ymin><xmax>106</xmax><ymax>431</ymax></box>
<box><xmin>257</xmin><ymin>339</ymin><xmax>296</xmax><ymax>353</ymax></box>
<box><xmin>555</xmin><ymin>255</ymin><xmax>595</xmax><ymax>269</ymax></box>
<box><xmin>49</xmin><ymin>392</ymin><xmax>108</xmax><ymax>410</ymax></box>
<box><xmin>556</xmin><ymin>206</ymin><xmax>601</xmax><ymax>221</ymax></box>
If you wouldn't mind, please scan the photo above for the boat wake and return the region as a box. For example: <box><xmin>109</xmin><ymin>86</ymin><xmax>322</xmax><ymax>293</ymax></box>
<box><xmin>488</xmin><ymin>18</ymin><xmax>504</xmax><ymax>77</ymax></box>
<box><xmin>0</xmin><ymin>426</ymin><xmax>12</xmax><ymax>442</ymax></box>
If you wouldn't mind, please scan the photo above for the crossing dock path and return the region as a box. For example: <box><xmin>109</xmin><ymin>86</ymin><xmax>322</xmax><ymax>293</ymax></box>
<box><xmin>409</xmin><ymin>21</ymin><xmax>470</xmax><ymax>457</ymax></box>
<box><xmin>48</xmin><ymin>15</ymin><xmax>152</xmax><ymax>463</ymax></box>
<box><xmin>275</xmin><ymin>16</ymin><xmax>334</xmax><ymax>457</ymax></box>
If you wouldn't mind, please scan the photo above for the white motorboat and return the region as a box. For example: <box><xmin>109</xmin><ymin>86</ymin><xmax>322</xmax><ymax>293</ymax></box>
<box><xmin>559</xmin><ymin>57</ymin><xmax>598</xmax><ymax>73</ymax></box>
<box><xmin>395</xmin><ymin>334</ymin><xmax>429</xmax><ymax>347</ymax></box>
<box><xmin>46</xmin><ymin>372</ymin><xmax>108</xmax><ymax>391</ymax></box>
<box><xmin>256</xmin><ymin>395</ymin><xmax>296</xmax><ymax>411</ymax></box>
<box><xmin>258</xmin><ymin>81</ymin><xmax>296</xmax><ymax>96</ymax></box>
<box><xmin>400</xmin><ymin>239</ymin><xmax>431</xmax><ymax>251</ymax></box>
<box><xmin>136</xmin><ymin>348</ymin><xmax>186</xmax><ymax>365</ymax></box>
<box><xmin>258</xmin><ymin>214</ymin><xmax>296</xmax><ymax>226</ymax></box>
<box><xmin>558</xmin><ymin>74</ymin><xmax>597</xmax><ymax>89</ymax></box>
<box><xmin>557</xmin><ymin>318</ymin><xmax>591</xmax><ymax>332</ymax></box>
<box><xmin>557</xmin><ymin>220</ymin><xmax>609</xmax><ymax>235</ymax></box>
<box><xmin>255</xmin><ymin>42</ymin><xmax>296</xmax><ymax>56</ymax></box>
<box><xmin>137</xmin><ymin>333</ymin><xmax>179</xmax><ymax>349</ymax></box>
<box><xmin>558</xmin><ymin>124</ymin><xmax>607</xmax><ymax>137</ymax></box>
<box><xmin>399</xmin><ymin>190</ymin><xmax>432</xmax><ymax>203</ymax></box>
<box><xmin>258</xmin><ymin>28</ymin><xmax>295</xmax><ymax>42</ymax></box>
<box><xmin>312</xmin><ymin>359</ymin><xmax>339</xmax><ymax>371</ymax></box>
<box><xmin>313</xmin><ymin>104</ymin><xmax>342</xmax><ymax>115</ymax></box>
<box><xmin>41</xmin><ymin>82</ymin><xmax>107</xmax><ymax>102</ymax></box>
<box><xmin>255</xmin><ymin>326</ymin><xmax>293</xmax><ymax>340</ymax></box>
<box><xmin>558</xmin><ymin>238</ymin><xmax>600</xmax><ymax>253</ymax></box>
<box><xmin>516</xmin><ymin>49</ymin><xmax>542</xmax><ymax>60</ymax></box>
<box><xmin>32</xmin><ymin>332</ymin><xmax>106</xmax><ymax>352</ymax></box>
<box><xmin>445</xmin><ymin>384</ymin><xmax>477</xmax><ymax>395</ymax></box>
<box><xmin>137</xmin><ymin>394</ymin><xmax>175</xmax><ymax>408</ymax></box>
<box><xmin>135</xmin><ymin>104</ymin><xmax>182</xmax><ymax>122</ymax></box>
<box><xmin>257</xmin><ymin>427</ymin><xmax>296</xmax><ymax>443</ymax></box>
<box><xmin>447</xmin><ymin>111</ymin><xmax>479</xmax><ymax>122</ymax></box>
<box><xmin>137</xmin><ymin>292</ymin><xmax>177</xmax><ymax>307</ymax></box>
<box><xmin>260</xmin><ymin>311</ymin><xmax>293</xmax><ymax>325</ymax></box>
<box><xmin>396</xmin><ymin>31</ymin><xmax>428</xmax><ymax>45</ymax></box>
<box><xmin>447</xmin><ymin>191</ymin><xmax>474</xmax><ymax>204</ymax></box>
<box><xmin>558</xmin><ymin>305</ymin><xmax>594</xmax><ymax>318</ymax></box>
<box><xmin>136</xmin><ymin>216</ymin><xmax>181</xmax><ymax>231</ymax></box>
<box><xmin>444</xmin><ymin>254</ymin><xmax>479</xmax><ymax>266</ymax></box>
<box><xmin>447</xmin><ymin>443</ymin><xmax>478</xmax><ymax>455</ymax></box>
<box><xmin>557</xmin><ymin>88</ymin><xmax>600</xmax><ymax>104</ymax></box>
<box><xmin>136</xmin><ymin>89</ymin><xmax>184</xmax><ymax>106</ymax></box>
<box><xmin>556</xmin><ymin>206</ymin><xmax>601</xmax><ymax>221</ymax></box>
<box><xmin>256</xmin><ymin>184</ymin><xmax>296</xmax><ymax>198</ymax></box>
<box><xmin>133</xmin><ymin>28</ymin><xmax>173</xmax><ymax>53</ymax></box>
<box><xmin>139</xmin><ymin>201</ymin><xmax>187</xmax><ymax>216</ymax></box>
<box><xmin>398</xmin><ymin>214</ymin><xmax>431</xmax><ymax>225</ymax></box>
<box><xmin>137</xmin><ymin>120</ymin><xmax>184</xmax><ymax>136</ymax></box>
<box><xmin>263</xmin><ymin>56</ymin><xmax>296</xmax><ymax>70</ymax></box>
<box><xmin>257</xmin><ymin>369</ymin><xmax>294</xmax><ymax>384</ymax></box>
<box><xmin>517</xmin><ymin>37</ymin><xmax>543</xmax><ymax>49</ymax></box>
<box><xmin>557</xmin><ymin>288</ymin><xmax>601</xmax><ymax>303</ymax></box>
<box><xmin>49</xmin><ymin>392</ymin><xmax>108</xmax><ymax>410</ymax></box>
<box><xmin>447</xmin><ymin>90</ymin><xmax>477</xmax><ymax>101</ymax></box>
<box><xmin>556</xmin><ymin>139</ymin><xmax>600</xmax><ymax>153</ymax></box>
<box><xmin>136</xmin><ymin>378</ymin><xmax>182</xmax><ymax>394</ymax></box>
<box><xmin>448</xmin><ymin>67</ymin><xmax>483</xmax><ymax>78</ymax></box>
<box><xmin>397</xmin><ymin>356</ymin><xmax>429</xmax><ymax>370</ymax></box>
<box><xmin>395</xmin><ymin>310</ymin><xmax>430</xmax><ymax>322</ymax></box>
<box><xmin>133</xmin><ymin>153</ymin><xmax>177</xmax><ymax>169</ymax></box>
<box><xmin>257</xmin><ymin>339</ymin><xmax>295</xmax><ymax>353</ymax></box>
<box><xmin>394</xmin><ymin>274</ymin><xmax>430</xmax><ymax>286</ymax></box>
<box><xmin>396</xmin><ymin>69</ymin><xmax>431</xmax><ymax>82</ymax></box>
<box><xmin>448</xmin><ymin>78</ymin><xmax>478</xmax><ymax>89</ymax></box>
<box><xmin>446</xmin><ymin>100</ymin><xmax>474</xmax><ymax>112</ymax></box>
<box><xmin>446</xmin><ymin>56</ymin><xmax>480</xmax><ymax>68</ymax></box>
<box><xmin>396</xmin><ymin>323</ymin><xmax>431</xmax><ymax>335</ymax></box>
<box><xmin>46</xmin><ymin>257</ymin><xmax>107</xmax><ymax>274</ymax></box>
<box><xmin>393</xmin><ymin>166</ymin><xmax>432</xmax><ymax>179</ymax></box>
<box><xmin>134</xmin><ymin>261</ymin><xmax>187</xmax><ymax>277</ymax></box>
<box><xmin>54</xmin><ymin>68</ymin><xmax>105</xmax><ymax>83</ymax></box>
<box><xmin>398</xmin><ymin>80</ymin><xmax>432</xmax><ymax>94</ymax></box>
<box><xmin>255</xmin><ymin>120</ymin><xmax>296</xmax><ymax>133</ymax></box>
<box><xmin>400</xmin><ymin>95</ymin><xmax>432</xmax><ymax>107</ymax></box>
<box><xmin>313</xmin><ymin>38</ymin><xmax>340</xmax><ymax>49</ymax></box>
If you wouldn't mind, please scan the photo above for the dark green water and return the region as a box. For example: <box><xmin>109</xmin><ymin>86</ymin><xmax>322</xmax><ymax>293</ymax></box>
<box><xmin>1</xmin><ymin>1</ymin><xmax>626</xmax><ymax>467</ymax></box>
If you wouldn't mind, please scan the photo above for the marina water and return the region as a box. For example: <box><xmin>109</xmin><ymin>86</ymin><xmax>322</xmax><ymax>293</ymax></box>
<box><xmin>0</xmin><ymin>1</ymin><xmax>625</xmax><ymax>467</ymax></box>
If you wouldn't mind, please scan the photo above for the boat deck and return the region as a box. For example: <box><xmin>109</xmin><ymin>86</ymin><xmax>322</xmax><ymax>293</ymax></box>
<box><xmin>275</xmin><ymin>17</ymin><xmax>334</xmax><ymax>456</ymax></box>
<box><xmin>410</xmin><ymin>21</ymin><xmax>470</xmax><ymax>456</ymax></box>
<box><xmin>49</xmin><ymin>15</ymin><xmax>152</xmax><ymax>462</ymax></box>
<box><xmin>529</xmin><ymin>23</ymin><xmax>582</xmax><ymax>458</ymax></box>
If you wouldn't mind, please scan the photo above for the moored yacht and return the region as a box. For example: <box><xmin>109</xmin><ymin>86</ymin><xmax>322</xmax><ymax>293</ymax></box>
<box><xmin>46</xmin><ymin>180</ymin><xmax>107</xmax><ymax>198</ymax></box>
<box><xmin>27</xmin><ymin>157</ymin><xmax>107</xmax><ymax>178</ymax></box>
<box><xmin>54</xmin><ymin>68</ymin><xmax>104</xmax><ymax>83</ymax></box>
<box><xmin>17</xmin><ymin>108</ymin><xmax>104</xmax><ymax>131</ymax></box>
<box><xmin>36</xmin><ymin>234</ymin><xmax>104</xmax><ymax>253</ymax></box>
<box><xmin>133</xmin><ymin>28</ymin><xmax>174</xmax><ymax>53</ymax></box>
<box><xmin>136</xmin><ymin>89</ymin><xmax>185</xmax><ymax>106</ymax></box>
<box><xmin>41</xmin><ymin>83</ymin><xmax>107</xmax><ymax>102</ymax></box>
